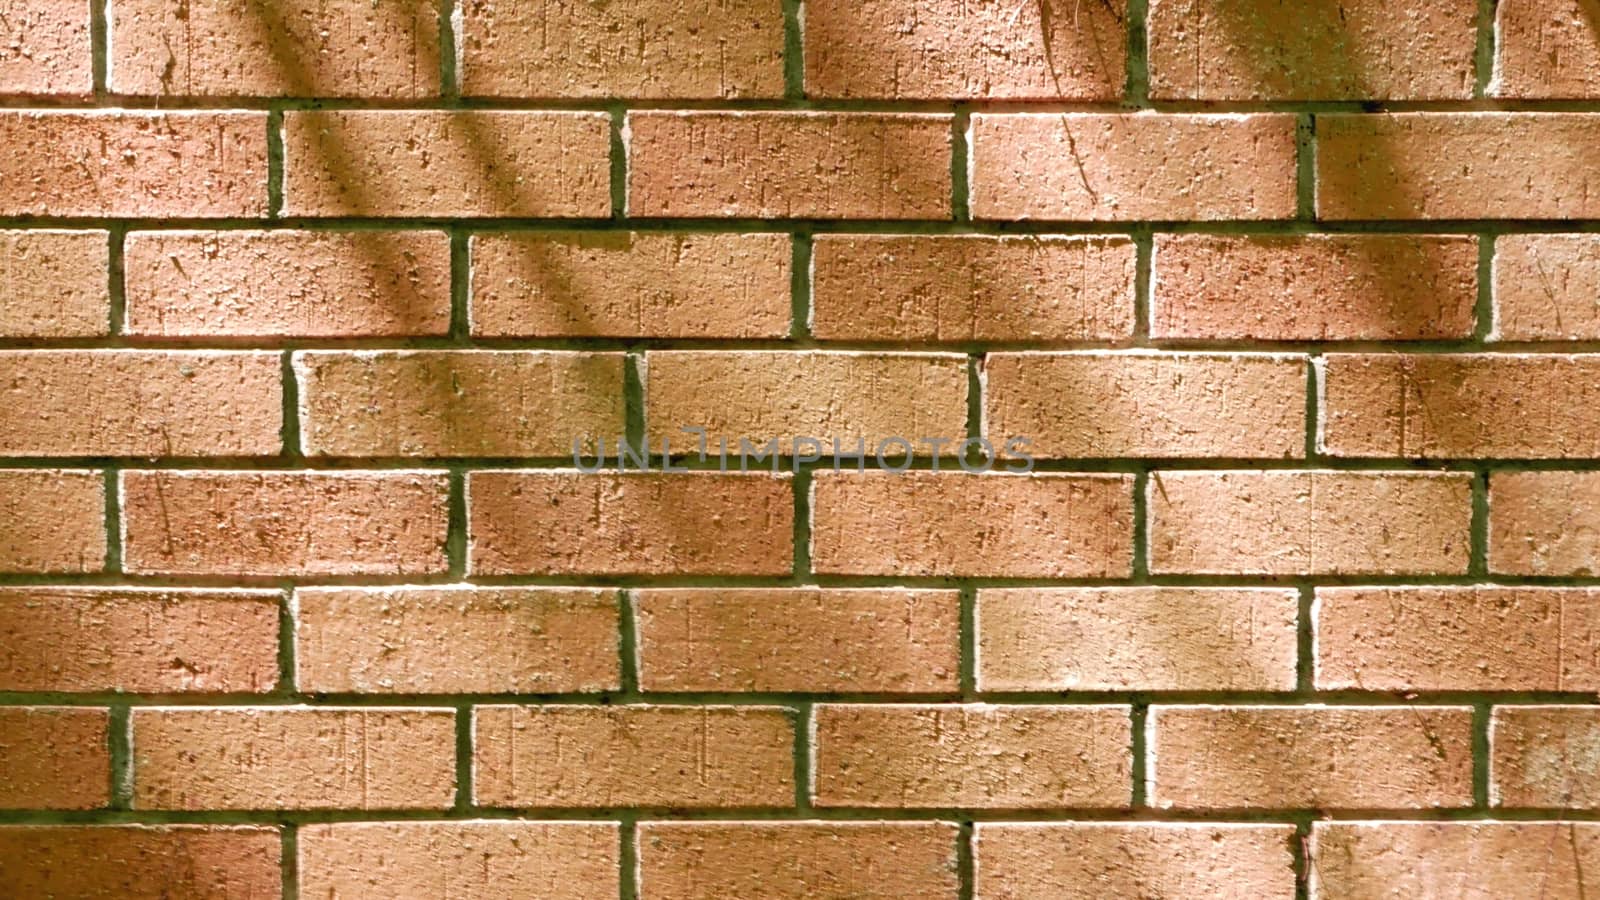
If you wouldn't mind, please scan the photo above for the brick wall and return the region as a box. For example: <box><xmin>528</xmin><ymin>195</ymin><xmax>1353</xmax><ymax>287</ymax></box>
<box><xmin>3</xmin><ymin>0</ymin><xmax>1600</xmax><ymax>896</ymax></box>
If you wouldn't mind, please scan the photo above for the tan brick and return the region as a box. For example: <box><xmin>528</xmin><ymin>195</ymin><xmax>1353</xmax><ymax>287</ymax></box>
<box><xmin>0</xmin><ymin>0</ymin><xmax>91</xmax><ymax>95</ymax></box>
<box><xmin>976</xmin><ymin>824</ymin><xmax>1296</xmax><ymax>899</ymax></box>
<box><xmin>811</xmin><ymin>235</ymin><xmax>1135</xmax><ymax>343</ymax></box>
<box><xmin>634</xmin><ymin>588</ymin><xmax>959</xmax><ymax>693</ymax></box>
<box><xmin>1150</xmin><ymin>705</ymin><xmax>1474</xmax><ymax>810</ymax></box>
<box><xmin>639</xmin><ymin>822</ymin><xmax>960</xmax><ymax>899</ymax></box>
<box><xmin>0</xmin><ymin>587</ymin><xmax>280</xmax><ymax>693</ymax></box>
<box><xmin>284</xmin><ymin>111</ymin><xmax>610</xmax><ymax>218</ymax></box>
<box><xmin>0</xmin><ymin>351</ymin><xmax>281</xmax><ymax>457</ymax></box>
<box><xmin>299</xmin><ymin>821</ymin><xmax>619</xmax><ymax>900</ymax></box>
<box><xmin>295</xmin><ymin>351</ymin><xmax>625</xmax><ymax>457</ymax></box>
<box><xmin>473</xmin><ymin>705</ymin><xmax>794</xmax><ymax>808</ymax></box>
<box><xmin>132</xmin><ymin>707</ymin><xmax>455</xmax><ymax>810</ymax></box>
<box><xmin>0</xmin><ymin>231</ymin><xmax>108</xmax><ymax>337</ymax></box>
<box><xmin>1152</xmin><ymin>234</ymin><xmax>1479</xmax><ymax>341</ymax></box>
<box><xmin>468</xmin><ymin>472</ymin><xmax>793</xmax><ymax>576</ymax></box>
<box><xmin>1310</xmin><ymin>823</ymin><xmax>1600</xmax><ymax>899</ymax></box>
<box><xmin>296</xmin><ymin>587</ymin><xmax>620</xmax><ymax>694</ymax></box>
<box><xmin>1148</xmin><ymin>471</ymin><xmax>1472</xmax><ymax>575</ymax></box>
<box><xmin>1492</xmin><ymin>234</ymin><xmax>1600</xmax><ymax>341</ymax></box>
<box><xmin>805</xmin><ymin>0</ymin><xmax>1126</xmax><ymax>99</ymax></box>
<box><xmin>0</xmin><ymin>470</ymin><xmax>104</xmax><ymax>574</ymax></box>
<box><xmin>121</xmin><ymin>471</ymin><xmax>449</xmax><ymax>577</ymax></box>
<box><xmin>1491</xmin><ymin>471</ymin><xmax>1600</xmax><ymax>575</ymax></box>
<box><xmin>977</xmin><ymin>588</ymin><xmax>1298</xmax><ymax>692</ymax></box>
<box><xmin>124</xmin><ymin>231</ymin><xmax>451</xmax><ymax>339</ymax></box>
<box><xmin>1493</xmin><ymin>707</ymin><xmax>1600</xmax><ymax>809</ymax></box>
<box><xmin>970</xmin><ymin>113</ymin><xmax>1298</xmax><ymax>221</ymax></box>
<box><xmin>1317</xmin><ymin>113</ymin><xmax>1600</xmax><ymax>220</ymax></box>
<box><xmin>111</xmin><ymin>0</ymin><xmax>439</xmax><ymax>98</ymax></box>
<box><xmin>0</xmin><ymin>825</ymin><xmax>281</xmax><ymax>899</ymax></box>
<box><xmin>0</xmin><ymin>112</ymin><xmax>266</xmax><ymax>217</ymax></box>
<box><xmin>1148</xmin><ymin>0</ymin><xmax>1476</xmax><ymax>100</ymax></box>
<box><xmin>0</xmin><ymin>708</ymin><xmax>108</xmax><ymax>810</ymax></box>
<box><xmin>460</xmin><ymin>0</ymin><xmax>783</xmax><ymax>99</ymax></box>
<box><xmin>626</xmin><ymin>112</ymin><xmax>952</xmax><ymax>219</ymax></box>
<box><xmin>1493</xmin><ymin>0</ymin><xmax>1600</xmax><ymax>98</ymax></box>
<box><xmin>471</xmin><ymin>232</ymin><xmax>791</xmax><ymax>339</ymax></box>
<box><xmin>985</xmin><ymin>352</ymin><xmax>1305</xmax><ymax>458</ymax></box>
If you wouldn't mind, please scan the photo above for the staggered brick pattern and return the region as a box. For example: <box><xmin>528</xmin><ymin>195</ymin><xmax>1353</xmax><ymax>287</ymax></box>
<box><xmin>4</xmin><ymin>0</ymin><xmax>1600</xmax><ymax>896</ymax></box>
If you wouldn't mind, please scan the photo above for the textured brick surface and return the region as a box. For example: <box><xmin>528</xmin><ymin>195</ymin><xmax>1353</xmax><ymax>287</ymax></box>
<box><xmin>1494</xmin><ymin>235</ymin><xmax>1600</xmax><ymax>340</ymax></box>
<box><xmin>1491</xmin><ymin>471</ymin><xmax>1600</xmax><ymax>575</ymax></box>
<box><xmin>0</xmin><ymin>0</ymin><xmax>91</xmax><ymax>95</ymax></box>
<box><xmin>0</xmin><ymin>470</ymin><xmax>104</xmax><ymax>573</ymax></box>
<box><xmin>0</xmin><ymin>826</ymin><xmax>282</xmax><ymax>898</ymax></box>
<box><xmin>1492</xmin><ymin>707</ymin><xmax>1600</xmax><ymax>808</ymax></box>
<box><xmin>1310</xmin><ymin>823</ymin><xmax>1600</xmax><ymax>898</ymax></box>
<box><xmin>0</xmin><ymin>707</ymin><xmax>109</xmax><ymax>809</ymax></box>
<box><xmin>0</xmin><ymin>231</ymin><xmax>109</xmax><ymax>337</ymax></box>
<box><xmin>1493</xmin><ymin>0</ymin><xmax>1600</xmax><ymax>98</ymax></box>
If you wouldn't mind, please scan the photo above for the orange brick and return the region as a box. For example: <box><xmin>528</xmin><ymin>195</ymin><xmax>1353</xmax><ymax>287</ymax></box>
<box><xmin>295</xmin><ymin>350</ymin><xmax>625</xmax><ymax>457</ymax></box>
<box><xmin>977</xmin><ymin>588</ymin><xmax>1298</xmax><ymax>692</ymax></box>
<box><xmin>1150</xmin><ymin>705</ymin><xmax>1475</xmax><ymax>810</ymax></box>
<box><xmin>1147</xmin><ymin>0</ymin><xmax>1476</xmax><ymax>100</ymax></box>
<box><xmin>1492</xmin><ymin>235</ymin><xmax>1600</xmax><ymax>340</ymax></box>
<box><xmin>1493</xmin><ymin>0</ymin><xmax>1600</xmax><ymax>98</ymax></box>
<box><xmin>970</xmin><ymin>113</ymin><xmax>1297</xmax><ymax>221</ymax></box>
<box><xmin>111</xmin><ymin>0</ymin><xmax>440</xmax><ymax>98</ymax></box>
<box><xmin>0</xmin><ymin>112</ymin><xmax>266</xmax><ymax>217</ymax></box>
<box><xmin>633</xmin><ymin>588</ymin><xmax>959</xmax><ymax>693</ymax></box>
<box><xmin>473</xmin><ymin>705</ymin><xmax>794</xmax><ymax>808</ymax></box>
<box><xmin>1310</xmin><ymin>823</ymin><xmax>1600</xmax><ymax>898</ymax></box>
<box><xmin>468</xmin><ymin>472</ymin><xmax>793</xmax><ymax>576</ymax></box>
<box><xmin>626</xmin><ymin>112</ymin><xmax>952</xmax><ymax>219</ymax></box>
<box><xmin>121</xmin><ymin>471</ymin><xmax>449</xmax><ymax>577</ymax></box>
<box><xmin>459</xmin><ymin>0</ymin><xmax>783</xmax><ymax>99</ymax></box>
<box><xmin>639</xmin><ymin>822</ymin><xmax>960</xmax><ymax>898</ymax></box>
<box><xmin>1491</xmin><ymin>471</ymin><xmax>1600</xmax><ymax>575</ymax></box>
<box><xmin>132</xmin><ymin>707</ymin><xmax>455</xmax><ymax>810</ymax></box>
<box><xmin>0</xmin><ymin>708</ymin><xmax>108</xmax><ymax>810</ymax></box>
<box><xmin>0</xmin><ymin>0</ymin><xmax>91</xmax><ymax>95</ymax></box>
<box><xmin>0</xmin><ymin>587</ymin><xmax>280</xmax><ymax>693</ymax></box>
<box><xmin>470</xmin><ymin>232</ymin><xmax>791</xmax><ymax>339</ymax></box>
<box><xmin>0</xmin><ymin>825</ymin><xmax>281</xmax><ymax>898</ymax></box>
<box><xmin>283</xmin><ymin>111</ymin><xmax>610</xmax><ymax>218</ymax></box>
<box><xmin>296</xmin><ymin>587</ymin><xmax>620</xmax><ymax>694</ymax></box>
<box><xmin>299</xmin><ymin>822</ymin><xmax>619</xmax><ymax>899</ymax></box>
<box><xmin>0</xmin><ymin>231</ymin><xmax>108</xmax><ymax>337</ymax></box>
<box><xmin>805</xmin><ymin>0</ymin><xmax>1126</xmax><ymax>99</ymax></box>
<box><xmin>0</xmin><ymin>351</ymin><xmax>281</xmax><ymax>457</ymax></box>
<box><xmin>1148</xmin><ymin>471</ymin><xmax>1472</xmax><ymax>575</ymax></box>
<box><xmin>812</xmin><ymin>704</ymin><xmax>1132</xmax><ymax>809</ymax></box>
<box><xmin>985</xmin><ymin>352</ymin><xmax>1306</xmax><ymax>458</ymax></box>
<box><xmin>810</xmin><ymin>235</ymin><xmax>1135</xmax><ymax>343</ymax></box>
<box><xmin>1152</xmin><ymin>234</ymin><xmax>1478</xmax><ymax>341</ymax></box>
<box><xmin>124</xmin><ymin>231</ymin><xmax>451</xmax><ymax>339</ymax></box>
<box><xmin>0</xmin><ymin>470</ymin><xmax>104</xmax><ymax>574</ymax></box>
<box><xmin>1493</xmin><ymin>707</ymin><xmax>1600</xmax><ymax>809</ymax></box>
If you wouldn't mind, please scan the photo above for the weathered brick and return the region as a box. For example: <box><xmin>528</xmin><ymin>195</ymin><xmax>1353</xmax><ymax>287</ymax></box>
<box><xmin>0</xmin><ymin>708</ymin><xmax>108</xmax><ymax>810</ymax></box>
<box><xmin>1310</xmin><ymin>823</ymin><xmax>1600</xmax><ymax>898</ymax></box>
<box><xmin>0</xmin><ymin>826</ymin><xmax>281</xmax><ymax>899</ymax></box>
<box><xmin>1491</xmin><ymin>471</ymin><xmax>1600</xmax><ymax>575</ymax></box>
<box><xmin>0</xmin><ymin>470</ymin><xmax>104</xmax><ymax>574</ymax></box>
<box><xmin>1493</xmin><ymin>0</ymin><xmax>1600</xmax><ymax>98</ymax></box>
<box><xmin>0</xmin><ymin>231</ymin><xmax>109</xmax><ymax>337</ymax></box>
<box><xmin>1493</xmin><ymin>707</ymin><xmax>1600</xmax><ymax>809</ymax></box>
<box><xmin>1492</xmin><ymin>234</ymin><xmax>1600</xmax><ymax>341</ymax></box>
<box><xmin>0</xmin><ymin>0</ymin><xmax>91</xmax><ymax>95</ymax></box>
<box><xmin>626</xmin><ymin>112</ymin><xmax>953</xmax><ymax>219</ymax></box>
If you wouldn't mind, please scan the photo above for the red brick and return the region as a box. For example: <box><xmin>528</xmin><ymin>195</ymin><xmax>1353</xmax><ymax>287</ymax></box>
<box><xmin>0</xmin><ymin>0</ymin><xmax>91</xmax><ymax>95</ymax></box>
<box><xmin>1149</xmin><ymin>705</ymin><xmax>1475</xmax><ymax>810</ymax></box>
<box><xmin>468</xmin><ymin>472</ymin><xmax>793</xmax><ymax>576</ymax></box>
<box><xmin>626</xmin><ymin>112</ymin><xmax>952</xmax><ymax>219</ymax></box>
<box><xmin>471</xmin><ymin>232</ymin><xmax>791</xmax><ymax>339</ymax></box>
<box><xmin>813</xmin><ymin>704</ymin><xmax>1131</xmax><ymax>809</ymax></box>
<box><xmin>0</xmin><ymin>470</ymin><xmax>104</xmax><ymax>574</ymax></box>
<box><xmin>295</xmin><ymin>350</ymin><xmax>625</xmax><ymax>457</ymax></box>
<box><xmin>0</xmin><ymin>708</ymin><xmax>108</xmax><ymax>810</ymax></box>
<box><xmin>299</xmin><ymin>821</ymin><xmax>619</xmax><ymax>899</ymax></box>
<box><xmin>111</xmin><ymin>0</ymin><xmax>440</xmax><ymax>98</ymax></box>
<box><xmin>1148</xmin><ymin>471</ymin><xmax>1472</xmax><ymax>575</ymax></box>
<box><xmin>812</xmin><ymin>472</ymin><xmax>1134</xmax><ymax>578</ymax></box>
<box><xmin>1148</xmin><ymin>0</ymin><xmax>1476</xmax><ymax>100</ymax></box>
<box><xmin>459</xmin><ymin>0</ymin><xmax>783</xmax><ymax>99</ymax></box>
<box><xmin>1493</xmin><ymin>0</ymin><xmax>1600</xmax><ymax>98</ymax></box>
<box><xmin>0</xmin><ymin>351</ymin><xmax>281</xmax><ymax>457</ymax></box>
<box><xmin>0</xmin><ymin>112</ymin><xmax>266</xmax><ymax>218</ymax></box>
<box><xmin>639</xmin><ymin>822</ymin><xmax>960</xmax><ymax>898</ymax></box>
<box><xmin>0</xmin><ymin>587</ymin><xmax>279</xmax><ymax>693</ymax></box>
<box><xmin>977</xmin><ymin>588</ymin><xmax>1298</xmax><ymax>692</ymax></box>
<box><xmin>634</xmin><ymin>588</ymin><xmax>959</xmax><ymax>693</ymax></box>
<box><xmin>976</xmin><ymin>824</ymin><xmax>1296</xmax><ymax>899</ymax></box>
<box><xmin>805</xmin><ymin>0</ymin><xmax>1126</xmax><ymax>99</ymax></box>
<box><xmin>473</xmin><ymin>705</ymin><xmax>794</xmax><ymax>808</ymax></box>
<box><xmin>283</xmin><ymin>111</ymin><xmax>610</xmax><ymax>218</ymax></box>
<box><xmin>1493</xmin><ymin>707</ymin><xmax>1600</xmax><ymax>809</ymax></box>
<box><xmin>1491</xmin><ymin>471</ymin><xmax>1600</xmax><ymax>575</ymax></box>
<box><xmin>970</xmin><ymin>113</ymin><xmax>1297</xmax><ymax>221</ymax></box>
<box><xmin>132</xmin><ymin>707</ymin><xmax>455</xmax><ymax>810</ymax></box>
<box><xmin>124</xmin><ymin>231</ymin><xmax>451</xmax><ymax>339</ymax></box>
<box><xmin>296</xmin><ymin>587</ymin><xmax>620</xmax><ymax>694</ymax></box>
<box><xmin>0</xmin><ymin>825</ymin><xmax>281</xmax><ymax>899</ymax></box>
<box><xmin>121</xmin><ymin>471</ymin><xmax>449</xmax><ymax>577</ymax></box>
<box><xmin>1492</xmin><ymin>234</ymin><xmax>1600</xmax><ymax>341</ymax></box>
<box><xmin>1310</xmin><ymin>823</ymin><xmax>1600</xmax><ymax>898</ymax></box>
<box><xmin>0</xmin><ymin>231</ymin><xmax>108</xmax><ymax>337</ymax></box>
<box><xmin>985</xmin><ymin>352</ymin><xmax>1305</xmax><ymax>458</ymax></box>
<box><xmin>810</xmin><ymin>235</ymin><xmax>1135</xmax><ymax>343</ymax></box>
<box><xmin>1152</xmin><ymin>234</ymin><xmax>1478</xmax><ymax>341</ymax></box>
